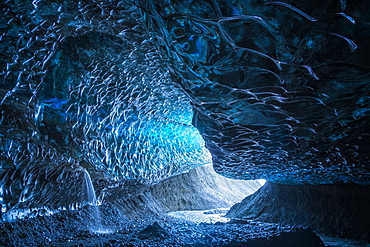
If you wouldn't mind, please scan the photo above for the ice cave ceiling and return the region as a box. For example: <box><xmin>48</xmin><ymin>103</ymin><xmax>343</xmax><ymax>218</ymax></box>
<box><xmin>0</xmin><ymin>0</ymin><xmax>370</xmax><ymax>218</ymax></box>
<box><xmin>139</xmin><ymin>0</ymin><xmax>370</xmax><ymax>184</ymax></box>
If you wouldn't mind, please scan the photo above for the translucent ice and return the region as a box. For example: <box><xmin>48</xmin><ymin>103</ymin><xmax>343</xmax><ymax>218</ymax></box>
<box><xmin>0</xmin><ymin>0</ymin><xmax>210</xmax><ymax>218</ymax></box>
<box><xmin>139</xmin><ymin>0</ymin><xmax>370</xmax><ymax>184</ymax></box>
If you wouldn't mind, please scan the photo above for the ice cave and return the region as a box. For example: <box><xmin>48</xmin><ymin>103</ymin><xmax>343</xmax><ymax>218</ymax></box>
<box><xmin>0</xmin><ymin>0</ymin><xmax>370</xmax><ymax>246</ymax></box>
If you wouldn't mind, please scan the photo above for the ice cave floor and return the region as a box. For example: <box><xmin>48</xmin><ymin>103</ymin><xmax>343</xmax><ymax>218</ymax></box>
<box><xmin>1</xmin><ymin>205</ymin><xmax>370</xmax><ymax>247</ymax></box>
<box><xmin>0</xmin><ymin>165</ymin><xmax>369</xmax><ymax>247</ymax></box>
<box><xmin>0</xmin><ymin>207</ymin><xmax>321</xmax><ymax>247</ymax></box>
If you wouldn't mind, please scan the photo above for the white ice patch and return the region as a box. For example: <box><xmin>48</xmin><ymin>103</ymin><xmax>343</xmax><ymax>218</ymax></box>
<box><xmin>167</xmin><ymin>208</ymin><xmax>231</xmax><ymax>224</ymax></box>
<box><xmin>257</xmin><ymin>179</ymin><xmax>266</xmax><ymax>186</ymax></box>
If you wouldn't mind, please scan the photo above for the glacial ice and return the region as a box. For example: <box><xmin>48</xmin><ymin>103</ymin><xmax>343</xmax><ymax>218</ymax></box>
<box><xmin>1</xmin><ymin>0</ymin><xmax>370</xmax><ymax>226</ymax></box>
<box><xmin>139</xmin><ymin>0</ymin><xmax>370</xmax><ymax>184</ymax></box>
<box><xmin>0</xmin><ymin>0</ymin><xmax>211</xmax><ymax>217</ymax></box>
<box><xmin>0</xmin><ymin>0</ymin><xmax>369</xmax><ymax>245</ymax></box>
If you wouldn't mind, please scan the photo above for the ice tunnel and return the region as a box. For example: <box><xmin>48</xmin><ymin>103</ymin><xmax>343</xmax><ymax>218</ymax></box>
<box><xmin>0</xmin><ymin>0</ymin><xmax>370</xmax><ymax>246</ymax></box>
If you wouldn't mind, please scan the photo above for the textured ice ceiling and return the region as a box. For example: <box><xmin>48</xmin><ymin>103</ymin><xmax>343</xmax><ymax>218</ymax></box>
<box><xmin>139</xmin><ymin>0</ymin><xmax>370</xmax><ymax>184</ymax></box>
<box><xmin>0</xmin><ymin>0</ymin><xmax>370</xmax><ymax>218</ymax></box>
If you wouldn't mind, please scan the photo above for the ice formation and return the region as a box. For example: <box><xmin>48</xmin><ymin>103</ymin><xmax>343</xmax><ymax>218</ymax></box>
<box><xmin>0</xmin><ymin>0</ymin><xmax>211</xmax><ymax>217</ymax></box>
<box><xmin>139</xmin><ymin>0</ymin><xmax>370</xmax><ymax>184</ymax></box>
<box><xmin>0</xmin><ymin>0</ymin><xmax>369</xmax><ymax>243</ymax></box>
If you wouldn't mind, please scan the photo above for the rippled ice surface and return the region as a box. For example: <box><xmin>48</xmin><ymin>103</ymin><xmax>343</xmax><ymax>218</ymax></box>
<box><xmin>0</xmin><ymin>0</ymin><xmax>211</xmax><ymax>217</ymax></box>
<box><xmin>140</xmin><ymin>0</ymin><xmax>370</xmax><ymax>184</ymax></box>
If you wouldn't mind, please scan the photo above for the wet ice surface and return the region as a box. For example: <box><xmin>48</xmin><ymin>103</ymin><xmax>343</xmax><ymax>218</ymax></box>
<box><xmin>167</xmin><ymin>208</ymin><xmax>231</xmax><ymax>224</ymax></box>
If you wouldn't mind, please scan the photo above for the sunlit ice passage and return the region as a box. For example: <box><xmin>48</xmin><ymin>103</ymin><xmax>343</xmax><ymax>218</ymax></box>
<box><xmin>1</xmin><ymin>0</ymin><xmax>370</xmax><ymax>246</ymax></box>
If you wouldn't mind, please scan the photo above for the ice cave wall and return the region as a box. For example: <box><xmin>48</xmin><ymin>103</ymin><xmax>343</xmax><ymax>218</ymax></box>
<box><xmin>0</xmin><ymin>0</ymin><xmax>211</xmax><ymax>217</ymax></box>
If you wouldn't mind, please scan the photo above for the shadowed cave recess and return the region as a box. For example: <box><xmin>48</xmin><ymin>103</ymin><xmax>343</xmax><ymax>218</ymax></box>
<box><xmin>1</xmin><ymin>0</ymin><xmax>370</xmax><ymax>246</ymax></box>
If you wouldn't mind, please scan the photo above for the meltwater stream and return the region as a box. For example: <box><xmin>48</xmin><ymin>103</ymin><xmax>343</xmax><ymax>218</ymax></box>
<box><xmin>83</xmin><ymin>170</ymin><xmax>112</xmax><ymax>234</ymax></box>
